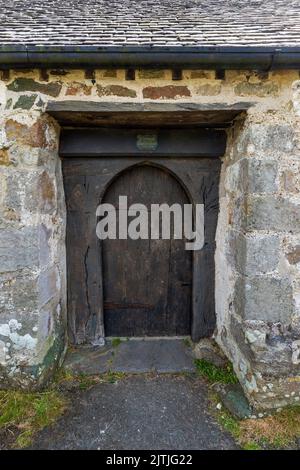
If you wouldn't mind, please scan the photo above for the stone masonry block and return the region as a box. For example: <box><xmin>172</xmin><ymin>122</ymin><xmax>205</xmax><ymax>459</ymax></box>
<box><xmin>0</xmin><ymin>226</ymin><xmax>39</xmax><ymax>272</ymax></box>
<box><xmin>235</xmin><ymin>124</ymin><xmax>295</xmax><ymax>157</ymax></box>
<box><xmin>224</xmin><ymin>159</ymin><xmax>247</xmax><ymax>195</ymax></box>
<box><xmin>235</xmin><ymin>275</ymin><xmax>294</xmax><ymax>323</ymax></box>
<box><xmin>247</xmin><ymin>195</ymin><xmax>300</xmax><ymax>232</ymax></box>
<box><xmin>13</xmin><ymin>94</ymin><xmax>37</xmax><ymax>110</ymax></box>
<box><xmin>0</xmin><ymin>149</ymin><xmax>11</xmax><ymax>166</ymax></box>
<box><xmin>228</xmin><ymin>232</ymin><xmax>280</xmax><ymax>275</ymax></box>
<box><xmin>97</xmin><ymin>85</ymin><xmax>136</xmax><ymax>98</ymax></box>
<box><xmin>5</xmin><ymin>118</ymin><xmax>57</xmax><ymax>150</ymax></box>
<box><xmin>4</xmin><ymin>170</ymin><xmax>56</xmax><ymax>215</ymax></box>
<box><xmin>65</xmin><ymin>82</ymin><xmax>92</xmax><ymax>96</ymax></box>
<box><xmin>38</xmin><ymin>267</ymin><xmax>59</xmax><ymax>307</ymax></box>
<box><xmin>224</xmin><ymin>158</ymin><xmax>278</xmax><ymax>197</ymax></box>
<box><xmin>7</xmin><ymin>78</ymin><xmax>62</xmax><ymax>97</ymax></box>
<box><xmin>0</xmin><ymin>273</ymin><xmax>39</xmax><ymax>322</ymax></box>
<box><xmin>246</xmin><ymin>159</ymin><xmax>278</xmax><ymax>194</ymax></box>
<box><xmin>195</xmin><ymin>83</ymin><xmax>221</xmax><ymax>95</ymax></box>
<box><xmin>234</xmin><ymin>80</ymin><xmax>279</xmax><ymax>97</ymax></box>
<box><xmin>142</xmin><ymin>85</ymin><xmax>191</xmax><ymax>99</ymax></box>
<box><xmin>280</xmin><ymin>160</ymin><xmax>300</xmax><ymax>194</ymax></box>
<box><xmin>137</xmin><ymin>69</ymin><xmax>166</xmax><ymax>79</ymax></box>
<box><xmin>24</xmin><ymin>171</ymin><xmax>56</xmax><ymax>214</ymax></box>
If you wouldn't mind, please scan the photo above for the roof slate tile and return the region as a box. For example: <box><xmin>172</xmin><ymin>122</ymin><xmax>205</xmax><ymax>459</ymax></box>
<box><xmin>0</xmin><ymin>0</ymin><xmax>299</xmax><ymax>47</ymax></box>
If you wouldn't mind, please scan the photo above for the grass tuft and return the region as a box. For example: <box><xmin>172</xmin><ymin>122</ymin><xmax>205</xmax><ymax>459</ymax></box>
<box><xmin>209</xmin><ymin>391</ymin><xmax>300</xmax><ymax>449</ymax></box>
<box><xmin>102</xmin><ymin>371</ymin><xmax>126</xmax><ymax>383</ymax></box>
<box><xmin>76</xmin><ymin>374</ymin><xmax>99</xmax><ymax>390</ymax></box>
<box><xmin>182</xmin><ymin>338</ymin><xmax>192</xmax><ymax>348</ymax></box>
<box><xmin>0</xmin><ymin>389</ymin><xmax>66</xmax><ymax>448</ymax></box>
<box><xmin>242</xmin><ymin>441</ymin><xmax>263</xmax><ymax>451</ymax></box>
<box><xmin>54</xmin><ymin>368</ymin><xmax>126</xmax><ymax>389</ymax></box>
<box><xmin>0</xmin><ymin>368</ymin><xmax>128</xmax><ymax>449</ymax></box>
<box><xmin>111</xmin><ymin>338</ymin><xmax>122</xmax><ymax>348</ymax></box>
<box><xmin>218</xmin><ymin>410</ymin><xmax>240</xmax><ymax>437</ymax></box>
<box><xmin>195</xmin><ymin>358</ymin><xmax>239</xmax><ymax>385</ymax></box>
<box><xmin>239</xmin><ymin>405</ymin><xmax>300</xmax><ymax>448</ymax></box>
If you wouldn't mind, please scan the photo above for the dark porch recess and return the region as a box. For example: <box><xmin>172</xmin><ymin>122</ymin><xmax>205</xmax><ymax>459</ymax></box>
<box><xmin>52</xmin><ymin>101</ymin><xmax>247</xmax><ymax>343</ymax></box>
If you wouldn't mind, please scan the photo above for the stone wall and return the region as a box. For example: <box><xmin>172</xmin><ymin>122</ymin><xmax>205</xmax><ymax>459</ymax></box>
<box><xmin>216</xmin><ymin>92</ymin><xmax>300</xmax><ymax>410</ymax></box>
<box><xmin>0</xmin><ymin>68</ymin><xmax>299</xmax><ymax>407</ymax></box>
<box><xmin>0</xmin><ymin>74</ymin><xmax>67</xmax><ymax>389</ymax></box>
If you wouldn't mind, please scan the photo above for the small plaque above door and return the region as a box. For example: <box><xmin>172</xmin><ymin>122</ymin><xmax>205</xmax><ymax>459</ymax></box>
<box><xmin>136</xmin><ymin>133</ymin><xmax>158</xmax><ymax>152</ymax></box>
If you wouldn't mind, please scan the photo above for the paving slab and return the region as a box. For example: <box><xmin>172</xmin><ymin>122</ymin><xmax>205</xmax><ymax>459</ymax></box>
<box><xmin>65</xmin><ymin>338</ymin><xmax>196</xmax><ymax>375</ymax></box>
<box><xmin>31</xmin><ymin>374</ymin><xmax>238</xmax><ymax>450</ymax></box>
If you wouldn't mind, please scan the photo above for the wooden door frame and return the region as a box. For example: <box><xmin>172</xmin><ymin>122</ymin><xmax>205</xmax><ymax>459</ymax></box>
<box><xmin>63</xmin><ymin>148</ymin><xmax>222</xmax><ymax>344</ymax></box>
<box><xmin>61</xmin><ymin>126</ymin><xmax>226</xmax><ymax>344</ymax></box>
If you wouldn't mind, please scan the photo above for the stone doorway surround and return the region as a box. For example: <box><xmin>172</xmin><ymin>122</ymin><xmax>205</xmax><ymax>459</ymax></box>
<box><xmin>0</xmin><ymin>69</ymin><xmax>300</xmax><ymax>411</ymax></box>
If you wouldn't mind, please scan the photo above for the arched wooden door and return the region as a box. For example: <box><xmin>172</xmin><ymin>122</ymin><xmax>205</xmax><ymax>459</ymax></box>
<box><xmin>63</xmin><ymin>153</ymin><xmax>221</xmax><ymax>345</ymax></box>
<box><xmin>102</xmin><ymin>165</ymin><xmax>192</xmax><ymax>336</ymax></box>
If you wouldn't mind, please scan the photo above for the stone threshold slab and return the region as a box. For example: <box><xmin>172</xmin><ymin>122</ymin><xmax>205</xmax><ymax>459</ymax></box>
<box><xmin>64</xmin><ymin>338</ymin><xmax>196</xmax><ymax>375</ymax></box>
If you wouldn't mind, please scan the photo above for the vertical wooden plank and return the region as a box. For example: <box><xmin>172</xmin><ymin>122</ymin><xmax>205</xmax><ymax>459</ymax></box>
<box><xmin>191</xmin><ymin>166</ymin><xmax>221</xmax><ymax>341</ymax></box>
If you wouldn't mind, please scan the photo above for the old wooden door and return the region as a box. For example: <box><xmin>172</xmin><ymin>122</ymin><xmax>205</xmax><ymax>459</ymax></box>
<box><xmin>62</xmin><ymin>128</ymin><xmax>224</xmax><ymax>344</ymax></box>
<box><xmin>103</xmin><ymin>165</ymin><xmax>192</xmax><ymax>336</ymax></box>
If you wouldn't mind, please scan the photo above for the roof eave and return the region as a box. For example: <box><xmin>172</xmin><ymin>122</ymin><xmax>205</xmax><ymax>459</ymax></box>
<box><xmin>1</xmin><ymin>45</ymin><xmax>300</xmax><ymax>69</ymax></box>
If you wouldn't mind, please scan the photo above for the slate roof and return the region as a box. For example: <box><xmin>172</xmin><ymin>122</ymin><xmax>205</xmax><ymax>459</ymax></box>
<box><xmin>0</xmin><ymin>0</ymin><xmax>300</xmax><ymax>48</ymax></box>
